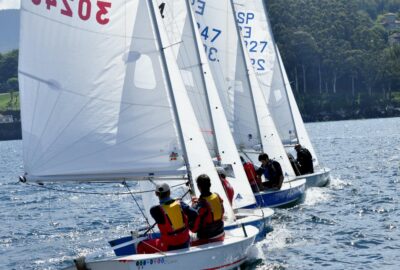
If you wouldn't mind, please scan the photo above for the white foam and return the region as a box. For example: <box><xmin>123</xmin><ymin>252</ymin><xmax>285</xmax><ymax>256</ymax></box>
<box><xmin>303</xmin><ymin>187</ymin><xmax>330</xmax><ymax>206</ymax></box>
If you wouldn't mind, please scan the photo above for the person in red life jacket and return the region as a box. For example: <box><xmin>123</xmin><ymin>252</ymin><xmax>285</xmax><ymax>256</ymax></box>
<box><xmin>191</xmin><ymin>174</ymin><xmax>225</xmax><ymax>246</ymax></box>
<box><xmin>240</xmin><ymin>156</ymin><xmax>263</xmax><ymax>193</ymax></box>
<box><xmin>136</xmin><ymin>183</ymin><xmax>198</xmax><ymax>254</ymax></box>
<box><xmin>216</xmin><ymin>167</ymin><xmax>234</xmax><ymax>205</ymax></box>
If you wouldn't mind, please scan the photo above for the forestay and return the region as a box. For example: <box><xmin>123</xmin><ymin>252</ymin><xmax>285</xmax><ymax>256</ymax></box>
<box><xmin>192</xmin><ymin>0</ymin><xmax>296</xmax><ymax>178</ymax></box>
<box><xmin>155</xmin><ymin>0</ymin><xmax>256</xmax><ymax>209</ymax></box>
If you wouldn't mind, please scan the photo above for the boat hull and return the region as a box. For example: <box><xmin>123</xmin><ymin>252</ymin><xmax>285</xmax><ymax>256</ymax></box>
<box><xmin>63</xmin><ymin>226</ymin><xmax>258</xmax><ymax>270</ymax></box>
<box><xmin>299</xmin><ymin>167</ymin><xmax>331</xmax><ymax>188</ymax></box>
<box><xmin>110</xmin><ymin>207</ymin><xmax>273</xmax><ymax>257</ymax></box>
<box><xmin>244</xmin><ymin>179</ymin><xmax>306</xmax><ymax>209</ymax></box>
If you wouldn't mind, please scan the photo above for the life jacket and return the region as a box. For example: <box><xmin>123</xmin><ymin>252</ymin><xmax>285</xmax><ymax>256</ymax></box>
<box><xmin>197</xmin><ymin>193</ymin><xmax>224</xmax><ymax>239</ymax></box>
<box><xmin>157</xmin><ymin>200</ymin><xmax>189</xmax><ymax>247</ymax></box>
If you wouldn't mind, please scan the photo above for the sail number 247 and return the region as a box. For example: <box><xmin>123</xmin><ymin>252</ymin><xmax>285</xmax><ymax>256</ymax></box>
<box><xmin>31</xmin><ymin>0</ymin><xmax>112</xmax><ymax>25</ymax></box>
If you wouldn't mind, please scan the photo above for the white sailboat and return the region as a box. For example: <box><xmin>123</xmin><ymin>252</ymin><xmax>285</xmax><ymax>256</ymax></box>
<box><xmin>233</xmin><ymin>0</ymin><xmax>331</xmax><ymax>187</ymax></box>
<box><xmin>192</xmin><ymin>0</ymin><xmax>306</xmax><ymax>208</ymax></box>
<box><xmin>18</xmin><ymin>0</ymin><xmax>258</xmax><ymax>269</ymax></box>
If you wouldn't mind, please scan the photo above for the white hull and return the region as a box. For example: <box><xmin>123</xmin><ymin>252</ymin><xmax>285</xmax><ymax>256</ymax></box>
<box><xmin>63</xmin><ymin>226</ymin><xmax>258</xmax><ymax>270</ymax></box>
<box><xmin>293</xmin><ymin>167</ymin><xmax>331</xmax><ymax>188</ymax></box>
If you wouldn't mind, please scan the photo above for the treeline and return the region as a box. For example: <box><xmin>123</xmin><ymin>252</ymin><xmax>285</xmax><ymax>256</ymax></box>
<box><xmin>267</xmin><ymin>0</ymin><xmax>400</xmax><ymax>121</ymax></box>
<box><xmin>0</xmin><ymin>50</ymin><xmax>18</xmax><ymax>94</ymax></box>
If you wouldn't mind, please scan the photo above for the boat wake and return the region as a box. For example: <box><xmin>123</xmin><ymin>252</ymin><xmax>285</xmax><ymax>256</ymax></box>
<box><xmin>303</xmin><ymin>188</ymin><xmax>330</xmax><ymax>206</ymax></box>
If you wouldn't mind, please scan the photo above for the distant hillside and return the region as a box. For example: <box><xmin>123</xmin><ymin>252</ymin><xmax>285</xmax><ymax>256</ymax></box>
<box><xmin>0</xmin><ymin>9</ymin><xmax>19</xmax><ymax>53</ymax></box>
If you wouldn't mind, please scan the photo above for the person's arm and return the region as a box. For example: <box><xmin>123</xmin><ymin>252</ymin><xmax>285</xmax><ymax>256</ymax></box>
<box><xmin>180</xmin><ymin>201</ymin><xmax>198</xmax><ymax>230</ymax></box>
<box><xmin>191</xmin><ymin>202</ymin><xmax>206</xmax><ymax>233</ymax></box>
<box><xmin>149</xmin><ymin>206</ymin><xmax>164</xmax><ymax>225</ymax></box>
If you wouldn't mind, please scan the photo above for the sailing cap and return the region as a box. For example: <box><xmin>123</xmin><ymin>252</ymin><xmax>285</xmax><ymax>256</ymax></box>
<box><xmin>155</xmin><ymin>183</ymin><xmax>170</xmax><ymax>193</ymax></box>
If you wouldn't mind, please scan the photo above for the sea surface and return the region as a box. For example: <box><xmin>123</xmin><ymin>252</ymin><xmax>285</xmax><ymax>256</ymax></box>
<box><xmin>0</xmin><ymin>118</ymin><xmax>399</xmax><ymax>270</ymax></box>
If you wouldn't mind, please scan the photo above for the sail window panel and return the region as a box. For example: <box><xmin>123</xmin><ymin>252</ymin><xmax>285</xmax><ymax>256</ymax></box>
<box><xmin>133</xmin><ymin>54</ymin><xmax>157</xmax><ymax>90</ymax></box>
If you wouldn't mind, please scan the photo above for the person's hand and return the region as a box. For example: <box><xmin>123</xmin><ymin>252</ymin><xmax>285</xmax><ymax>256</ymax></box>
<box><xmin>191</xmin><ymin>197</ymin><xmax>198</xmax><ymax>205</ymax></box>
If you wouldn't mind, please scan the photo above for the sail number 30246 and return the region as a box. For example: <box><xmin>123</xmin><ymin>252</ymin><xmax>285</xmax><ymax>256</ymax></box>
<box><xmin>31</xmin><ymin>0</ymin><xmax>112</xmax><ymax>25</ymax></box>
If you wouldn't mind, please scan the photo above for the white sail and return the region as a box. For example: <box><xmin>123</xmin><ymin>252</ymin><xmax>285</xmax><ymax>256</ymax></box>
<box><xmin>234</xmin><ymin>0</ymin><xmax>320</xmax><ymax>167</ymax></box>
<box><xmin>192</xmin><ymin>1</ymin><xmax>260</xmax><ymax>150</ymax></box>
<box><xmin>277</xmin><ymin>47</ymin><xmax>320</xmax><ymax>166</ymax></box>
<box><xmin>19</xmin><ymin>1</ymin><xmax>184</xmax><ymax>181</ymax></box>
<box><xmin>0</xmin><ymin>0</ymin><xmax>20</xmax><ymax>10</ymax></box>
<box><xmin>234</xmin><ymin>0</ymin><xmax>298</xmax><ymax>146</ymax></box>
<box><xmin>157</xmin><ymin>0</ymin><xmax>256</xmax><ymax>209</ymax></box>
<box><xmin>192</xmin><ymin>0</ymin><xmax>296</xmax><ymax>178</ymax></box>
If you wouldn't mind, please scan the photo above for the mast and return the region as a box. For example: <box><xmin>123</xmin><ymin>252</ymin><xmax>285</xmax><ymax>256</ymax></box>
<box><xmin>261</xmin><ymin>0</ymin><xmax>299</xmax><ymax>144</ymax></box>
<box><xmin>183</xmin><ymin>0</ymin><xmax>220</xmax><ymax>162</ymax></box>
<box><xmin>147</xmin><ymin>0</ymin><xmax>193</xmax><ymax>186</ymax></box>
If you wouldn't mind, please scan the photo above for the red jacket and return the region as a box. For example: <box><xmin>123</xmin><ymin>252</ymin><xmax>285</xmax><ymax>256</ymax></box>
<box><xmin>243</xmin><ymin>162</ymin><xmax>261</xmax><ymax>186</ymax></box>
<box><xmin>220</xmin><ymin>177</ymin><xmax>234</xmax><ymax>205</ymax></box>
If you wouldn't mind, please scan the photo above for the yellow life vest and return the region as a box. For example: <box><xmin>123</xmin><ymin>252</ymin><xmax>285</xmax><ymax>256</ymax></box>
<box><xmin>204</xmin><ymin>193</ymin><xmax>223</xmax><ymax>221</ymax></box>
<box><xmin>161</xmin><ymin>200</ymin><xmax>185</xmax><ymax>231</ymax></box>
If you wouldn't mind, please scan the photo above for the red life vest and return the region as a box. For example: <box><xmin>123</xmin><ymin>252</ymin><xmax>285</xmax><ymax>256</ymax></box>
<box><xmin>157</xmin><ymin>200</ymin><xmax>190</xmax><ymax>247</ymax></box>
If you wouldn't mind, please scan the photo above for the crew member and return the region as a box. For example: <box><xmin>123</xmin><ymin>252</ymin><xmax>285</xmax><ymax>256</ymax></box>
<box><xmin>191</xmin><ymin>174</ymin><xmax>225</xmax><ymax>246</ymax></box>
<box><xmin>241</xmin><ymin>156</ymin><xmax>263</xmax><ymax>192</ymax></box>
<box><xmin>137</xmin><ymin>183</ymin><xmax>197</xmax><ymax>254</ymax></box>
<box><xmin>257</xmin><ymin>153</ymin><xmax>284</xmax><ymax>190</ymax></box>
<box><xmin>217</xmin><ymin>167</ymin><xmax>234</xmax><ymax>205</ymax></box>
<box><xmin>295</xmin><ymin>144</ymin><xmax>314</xmax><ymax>175</ymax></box>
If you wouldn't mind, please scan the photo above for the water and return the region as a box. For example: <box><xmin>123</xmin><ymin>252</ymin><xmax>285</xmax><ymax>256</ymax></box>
<box><xmin>1</xmin><ymin>118</ymin><xmax>399</xmax><ymax>269</ymax></box>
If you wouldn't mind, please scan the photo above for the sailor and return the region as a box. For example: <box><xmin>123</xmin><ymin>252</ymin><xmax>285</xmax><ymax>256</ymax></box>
<box><xmin>216</xmin><ymin>167</ymin><xmax>234</xmax><ymax>205</ymax></box>
<box><xmin>294</xmin><ymin>144</ymin><xmax>314</xmax><ymax>175</ymax></box>
<box><xmin>191</xmin><ymin>174</ymin><xmax>225</xmax><ymax>246</ymax></box>
<box><xmin>288</xmin><ymin>153</ymin><xmax>301</xmax><ymax>176</ymax></box>
<box><xmin>240</xmin><ymin>156</ymin><xmax>263</xmax><ymax>192</ymax></box>
<box><xmin>136</xmin><ymin>183</ymin><xmax>197</xmax><ymax>254</ymax></box>
<box><xmin>257</xmin><ymin>153</ymin><xmax>284</xmax><ymax>190</ymax></box>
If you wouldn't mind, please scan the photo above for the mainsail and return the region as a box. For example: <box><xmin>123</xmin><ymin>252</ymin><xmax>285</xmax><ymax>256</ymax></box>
<box><xmin>18</xmin><ymin>0</ymin><xmax>235</xmax><ymax>222</ymax></box>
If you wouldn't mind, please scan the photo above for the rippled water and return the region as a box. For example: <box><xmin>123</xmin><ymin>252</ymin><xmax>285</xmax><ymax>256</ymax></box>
<box><xmin>1</xmin><ymin>118</ymin><xmax>399</xmax><ymax>269</ymax></box>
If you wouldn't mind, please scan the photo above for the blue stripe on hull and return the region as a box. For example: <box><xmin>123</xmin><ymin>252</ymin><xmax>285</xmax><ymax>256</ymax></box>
<box><xmin>245</xmin><ymin>184</ymin><xmax>305</xmax><ymax>209</ymax></box>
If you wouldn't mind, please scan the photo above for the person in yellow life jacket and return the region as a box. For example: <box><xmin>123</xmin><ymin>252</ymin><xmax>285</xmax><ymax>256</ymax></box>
<box><xmin>137</xmin><ymin>183</ymin><xmax>198</xmax><ymax>254</ymax></box>
<box><xmin>191</xmin><ymin>174</ymin><xmax>225</xmax><ymax>246</ymax></box>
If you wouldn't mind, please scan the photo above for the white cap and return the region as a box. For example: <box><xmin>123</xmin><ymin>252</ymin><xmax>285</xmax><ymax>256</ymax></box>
<box><xmin>155</xmin><ymin>183</ymin><xmax>170</xmax><ymax>193</ymax></box>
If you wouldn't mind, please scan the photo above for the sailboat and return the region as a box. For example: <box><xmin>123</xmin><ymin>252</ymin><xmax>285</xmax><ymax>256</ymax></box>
<box><xmin>233</xmin><ymin>0</ymin><xmax>331</xmax><ymax>188</ymax></box>
<box><xmin>18</xmin><ymin>0</ymin><xmax>258</xmax><ymax>269</ymax></box>
<box><xmin>192</xmin><ymin>0</ymin><xmax>306</xmax><ymax>208</ymax></box>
